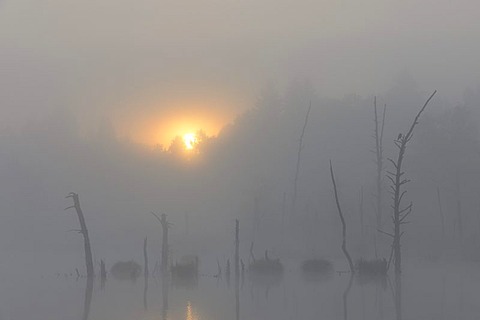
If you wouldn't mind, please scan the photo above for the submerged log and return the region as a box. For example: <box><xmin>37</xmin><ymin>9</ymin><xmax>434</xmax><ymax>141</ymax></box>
<box><xmin>248</xmin><ymin>250</ymin><xmax>283</xmax><ymax>286</ymax></box>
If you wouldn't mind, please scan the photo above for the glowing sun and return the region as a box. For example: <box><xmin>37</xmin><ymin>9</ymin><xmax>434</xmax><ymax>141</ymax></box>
<box><xmin>183</xmin><ymin>133</ymin><xmax>197</xmax><ymax>150</ymax></box>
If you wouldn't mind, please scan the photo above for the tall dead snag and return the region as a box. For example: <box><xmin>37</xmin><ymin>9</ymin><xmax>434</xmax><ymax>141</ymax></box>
<box><xmin>384</xmin><ymin>90</ymin><xmax>437</xmax><ymax>274</ymax></box>
<box><xmin>359</xmin><ymin>186</ymin><xmax>365</xmax><ymax>236</ymax></box>
<box><xmin>330</xmin><ymin>161</ymin><xmax>355</xmax><ymax>274</ymax></box>
<box><xmin>152</xmin><ymin>212</ymin><xmax>170</xmax><ymax>275</ymax></box>
<box><xmin>373</xmin><ymin>97</ymin><xmax>387</xmax><ymax>229</ymax></box>
<box><xmin>144</xmin><ymin>237</ymin><xmax>149</xmax><ymax>277</ymax></box>
<box><xmin>235</xmin><ymin>219</ymin><xmax>240</xmax><ymax>320</ymax></box>
<box><xmin>100</xmin><ymin>259</ymin><xmax>107</xmax><ymax>289</ymax></box>
<box><xmin>144</xmin><ymin>237</ymin><xmax>149</xmax><ymax>310</ymax></box>
<box><xmin>455</xmin><ymin>177</ymin><xmax>463</xmax><ymax>240</ymax></box>
<box><xmin>292</xmin><ymin>103</ymin><xmax>311</xmax><ymax>215</ymax></box>
<box><xmin>65</xmin><ymin>192</ymin><xmax>94</xmax><ymax>279</ymax></box>
<box><xmin>436</xmin><ymin>187</ymin><xmax>445</xmax><ymax>241</ymax></box>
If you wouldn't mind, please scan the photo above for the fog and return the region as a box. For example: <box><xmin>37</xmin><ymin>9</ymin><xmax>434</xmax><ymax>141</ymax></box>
<box><xmin>1</xmin><ymin>1</ymin><xmax>480</xmax><ymax>319</ymax></box>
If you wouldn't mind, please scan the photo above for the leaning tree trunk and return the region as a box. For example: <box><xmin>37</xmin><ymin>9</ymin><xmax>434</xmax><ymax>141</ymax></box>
<box><xmin>359</xmin><ymin>186</ymin><xmax>365</xmax><ymax>236</ymax></box>
<box><xmin>66</xmin><ymin>192</ymin><xmax>94</xmax><ymax>279</ymax></box>
<box><xmin>330</xmin><ymin>161</ymin><xmax>355</xmax><ymax>274</ymax></box>
<box><xmin>292</xmin><ymin>103</ymin><xmax>311</xmax><ymax>216</ymax></box>
<box><xmin>373</xmin><ymin>98</ymin><xmax>387</xmax><ymax>229</ymax></box>
<box><xmin>384</xmin><ymin>91</ymin><xmax>436</xmax><ymax>274</ymax></box>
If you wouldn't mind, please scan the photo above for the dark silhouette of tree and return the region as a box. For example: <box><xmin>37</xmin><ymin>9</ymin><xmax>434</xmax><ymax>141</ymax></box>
<box><xmin>65</xmin><ymin>192</ymin><xmax>94</xmax><ymax>279</ymax></box>
<box><xmin>330</xmin><ymin>160</ymin><xmax>355</xmax><ymax>274</ymax></box>
<box><xmin>373</xmin><ymin>97</ymin><xmax>387</xmax><ymax>229</ymax></box>
<box><xmin>382</xmin><ymin>90</ymin><xmax>436</xmax><ymax>274</ymax></box>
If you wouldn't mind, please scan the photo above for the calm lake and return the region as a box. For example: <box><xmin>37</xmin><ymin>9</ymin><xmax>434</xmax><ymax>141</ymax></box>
<box><xmin>1</xmin><ymin>258</ymin><xmax>479</xmax><ymax>320</ymax></box>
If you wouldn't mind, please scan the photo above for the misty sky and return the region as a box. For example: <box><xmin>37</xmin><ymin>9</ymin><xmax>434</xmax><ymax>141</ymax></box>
<box><xmin>1</xmin><ymin>0</ymin><xmax>479</xmax><ymax>145</ymax></box>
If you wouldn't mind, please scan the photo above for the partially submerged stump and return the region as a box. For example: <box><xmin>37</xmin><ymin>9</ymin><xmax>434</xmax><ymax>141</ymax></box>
<box><xmin>355</xmin><ymin>258</ymin><xmax>387</xmax><ymax>276</ymax></box>
<box><xmin>355</xmin><ymin>258</ymin><xmax>387</xmax><ymax>286</ymax></box>
<box><xmin>111</xmin><ymin>260</ymin><xmax>141</xmax><ymax>281</ymax></box>
<box><xmin>301</xmin><ymin>259</ymin><xmax>333</xmax><ymax>281</ymax></box>
<box><xmin>171</xmin><ymin>255</ymin><xmax>199</xmax><ymax>287</ymax></box>
<box><xmin>248</xmin><ymin>250</ymin><xmax>283</xmax><ymax>286</ymax></box>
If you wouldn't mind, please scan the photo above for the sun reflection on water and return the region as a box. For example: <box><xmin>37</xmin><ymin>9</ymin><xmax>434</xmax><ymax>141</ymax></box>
<box><xmin>186</xmin><ymin>301</ymin><xmax>198</xmax><ymax>320</ymax></box>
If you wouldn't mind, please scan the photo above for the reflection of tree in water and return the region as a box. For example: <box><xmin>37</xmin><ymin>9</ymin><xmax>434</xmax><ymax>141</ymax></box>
<box><xmin>394</xmin><ymin>273</ymin><xmax>402</xmax><ymax>320</ymax></box>
<box><xmin>343</xmin><ymin>274</ymin><xmax>354</xmax><ymax>320</ymax></box>
<box><xmin>82</xmin><ymin>277</ymin><xmax>93</xmax><ymax>320</ymax></box>
<box><xmin>161</xmin><ymin>274</ymin><xmax>169</xmax><ymax>320</ymax></box>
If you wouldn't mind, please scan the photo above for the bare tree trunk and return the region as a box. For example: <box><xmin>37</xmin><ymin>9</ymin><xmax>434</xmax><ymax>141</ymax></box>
<box><xmin>373</xmin><ymin>98</ymin><xmax>387</xmax><ymax>229</ymax></box>
<box><xmin>436</xmin><ymin>187</ymin><xmax>445</xmax><ymax>241</ymax></box>
<box><xmin>66</xmin><ymin>193</ymin><xmax>94</xmax><ymax>279</ymax></box>
<box><xmin>384</xmin><ymin>91</ymin><xmax>436</xmax><ymax>275</ymax></box>
<box><xmin>151</xmin><ymin>212</ymin><xmax>170</xmax><ymax>275</ymax></box>
<box><xmin>281</xmin><ymin>192</ymin><xmax>286</xmax><ymax>248</ymax></box>
<box><xmin>100</xmin><ymin>259</ymin><xmax>107</xmax><ymax>289</ymax></box>
<box><xmin>143</xmin><ymin>237</ymin><xmax>149</xmax><ymax>310</ymax></box>
<box><xmin>292</xmin><ymin>103</ymin><xmax>311</xmax><ymax>215</ymax></box>
<box><xmin>359</xmin><ymin>186</ymin><xmax>365</xmax><ymax>236</ymax></box>
<box><xmin>330</xmin><ymin>161</ymin><xmax>355</xmax><ymax>274</ymax></box>
<box><xmin>235</xmin><ymin>219</ymin><xmax>240</xmax><ymax>320</ymax></box>
<box><xmin>455</xmin><ymin>178</ymin><xmax>463</xmax><ymax>240</ymax></box>
<box><xmin>144</xmin><ymin>237</ymin><xmax>149</xmax><ymax>277</ymax></box>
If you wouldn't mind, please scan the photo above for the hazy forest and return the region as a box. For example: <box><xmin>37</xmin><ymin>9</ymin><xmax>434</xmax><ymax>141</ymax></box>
<box><xmin>1</xmin><ymin>0</ymin><xmax>480</xmax><ymax>319</ymax></box>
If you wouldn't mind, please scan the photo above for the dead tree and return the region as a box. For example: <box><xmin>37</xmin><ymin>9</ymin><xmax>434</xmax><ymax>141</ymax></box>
<box><xmin>292</xmin><ymin>103</ymin><xmax>311</xmax><ymax>215</ymax></box>
<box><xmin>65</xmin><ymin>192</ymin><xmax>94</xmax><ymax>279</ymax></box>
<box><xmin>383</xmin><ymin>90</ymin><xmax>437</xmax><ymax>274</ymax></box>
<box><xmin>330</xmin><ymin>161</ymin><xmax>355</xmax><ymax>274</ymax></box>
<box><xmin>455</xmin><ymin>177</ymin><xmax>463</xmax><ymax>240</ymax></box>
<box><xmin>373</xmin><ymin>97</ymin><xmax>387</xmax><ymax>229</ymax></box>
<box><xmin>151</xmin><ymin>212</ymin><xmax>171</xmax><ymax>274</ymax></box>
<box><xmin>359</xmin><ymin>186</ymin><xmax>365</xmax><ymax>236</ymax></box>
<box><xmin>144</xmin><ymin>237</ymin><xmax>149</xmax><ymax>277</ymax></box>
<box><xmin>235</xmin><ymin>219</ymin><xmax>240</xmax><ymax>281</ymax></box>
<box><xmin>436</xmin><ymin>187</ymin><xmax>445</xmax><ymax>241</ymax></box>
<box><xmin>144</xmin><ymin>237</ymin><xmax>149</xmax><ymax>310</ymax></box>
<box><xmin>100</xmin><ymin>259</ymin><xmax>107</xmax><ymax>289</ymax></box>
<box><xmin>235</xmin><ymin>219</ymin><xmax>240</xmax><ymax>320</ymax></box>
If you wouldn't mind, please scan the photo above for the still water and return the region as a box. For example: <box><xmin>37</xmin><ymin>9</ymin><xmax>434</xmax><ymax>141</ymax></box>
<box><xmin>1</xmin><ymin>259</ymin><xmax>479</xmax><ymax>320</ymax></box>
